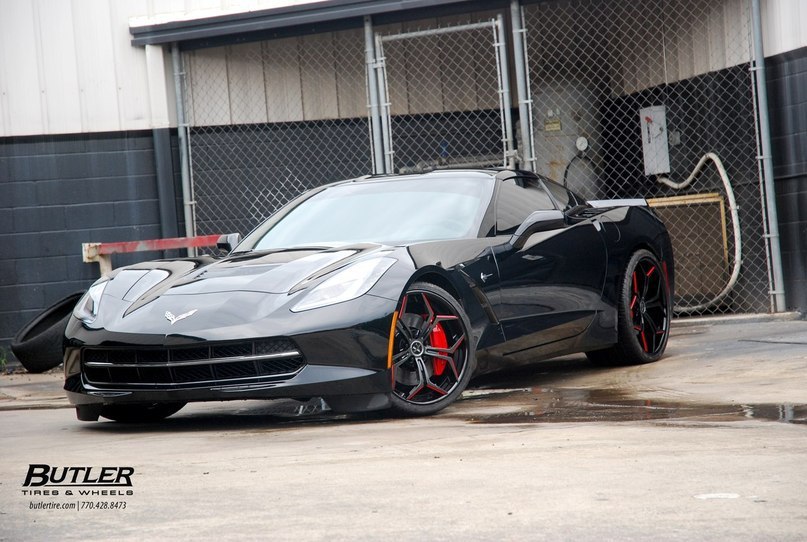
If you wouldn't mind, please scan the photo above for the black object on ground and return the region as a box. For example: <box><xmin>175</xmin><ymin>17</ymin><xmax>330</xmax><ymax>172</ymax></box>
<box><xmin>11</xmin><ymin>292</ymin><xmax>84</xmax><ymax>373</ymax></box>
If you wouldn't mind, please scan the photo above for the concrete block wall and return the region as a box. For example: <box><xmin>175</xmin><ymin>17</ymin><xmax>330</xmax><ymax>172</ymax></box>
<box><xmin>0</xmin><ymin>131</ymin><xmax>175</xmax><ymax>354</ymax></box>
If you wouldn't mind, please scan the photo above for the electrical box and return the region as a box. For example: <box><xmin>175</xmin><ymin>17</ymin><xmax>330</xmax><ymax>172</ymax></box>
<box><xmin>639</xmin><ymin>105</ymin><xmax>670</xmax><ymax>176</ymax></box>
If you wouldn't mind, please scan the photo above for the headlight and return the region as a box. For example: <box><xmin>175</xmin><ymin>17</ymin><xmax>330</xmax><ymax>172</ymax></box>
<box><xmin>291</xmin><ymin>257</ymin><xmax>396</xmax><ymax>312</ymax></box>
<box><xmin>73</xmin><ymin>280</ymin><xmax>108</xmax><ymax>323</ymax></box>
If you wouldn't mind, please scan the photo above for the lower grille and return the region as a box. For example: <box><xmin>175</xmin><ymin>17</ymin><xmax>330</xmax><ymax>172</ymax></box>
<box><xmin>81</xmin><ymin>338</ymin><xmax>305</xmax><ymax>388</ymax></box>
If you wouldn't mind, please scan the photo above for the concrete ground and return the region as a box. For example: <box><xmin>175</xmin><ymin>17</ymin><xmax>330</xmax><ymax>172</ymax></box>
<box><xmin>1</xmin><ymin>315</ymin><xmax>806</xmax><ymax>541</ymax></box>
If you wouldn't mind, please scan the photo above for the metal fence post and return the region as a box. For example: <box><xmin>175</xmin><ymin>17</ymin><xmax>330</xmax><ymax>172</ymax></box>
<box><xmin>374</xmin><ymin>34</ymin><xmax>394</xmax><ymax>174</ymax></box>
<box><xmin>510</xmin><ymin>1</ymin><xmax>535</xmax><ymax>171</ymax></box>
<box><xmin>364</xmin><ymin>16</ymin><xmax>385</xmax><ymax>175</ymax></box>
<box><xmin>520</xmin><ymin>0</ymin><xmax>773</xmax><ymax>315</ymax></box>
<box><xmin>171</xmin><ymin>43</ymin><xmax>197</xmax><ymax>256</ymax></box>
<box><xmin>751</xmin><ymin>0</ymin><xmax>787</xmax><ymax>312</ymax></box>
<box><xmin>495</xmin><ymin>14</ymin><xmax>516</xmax><ymax>169</ymax></box>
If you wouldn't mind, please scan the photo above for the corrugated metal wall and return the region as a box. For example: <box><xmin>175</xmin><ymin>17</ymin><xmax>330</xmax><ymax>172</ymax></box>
<box><xmin>762</xmin><ymin>0</ymin><xmax>807</xmax><ymax>57</ymax></box>
<box><xmin>0</xmin><ymin>0</ymin><xmax>320</xmax><ymax>137</ymax></box>
<box><xmin>2</xmin><ymin>0</ymin><xmax>805</xmax><ymax>137</ymax></box>
<box><xmin>184</xmin><ymin>29</ymin><xmax>368</xmax><ymax>126</ymax></box>
<box><xmin>0</xmin><ymin>0</ymin><xmax>156</xmax><ymax>136</ymax></box>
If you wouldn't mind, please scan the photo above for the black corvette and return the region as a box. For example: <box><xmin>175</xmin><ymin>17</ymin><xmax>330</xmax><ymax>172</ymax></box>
<box><xmin>64</xmin><ymin>169</ymin><xmax>673</xmax><ymax>422</ymax></box>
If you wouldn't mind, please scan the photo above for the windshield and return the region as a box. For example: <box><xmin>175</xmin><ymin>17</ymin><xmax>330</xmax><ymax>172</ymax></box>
<box><xmin>248</xmin><ymin>174</ymin><xmax>493</xmax><ymax>250</ymax></box>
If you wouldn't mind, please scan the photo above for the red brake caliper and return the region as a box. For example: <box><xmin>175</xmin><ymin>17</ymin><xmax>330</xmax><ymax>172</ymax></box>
<box><xmin>430</xmin><ymin>322</ymin><xmax>448</xmax><ymax>376</ymax></box>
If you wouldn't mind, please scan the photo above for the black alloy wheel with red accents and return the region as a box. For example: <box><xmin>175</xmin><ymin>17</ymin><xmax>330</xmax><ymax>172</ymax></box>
<box><xmin>388</xmin><ymin>282</ymin><xmax>475</xmax><ymax>416</ymax></box>
<box><xmin>628</xmin><ymin>253</ymin><xmax>669</xmax><ymax>356</ymax></box>
<box><xmin>587</xmin><ymin>249</ymin><xmax>671</xmax><ymax>366</ymax></box>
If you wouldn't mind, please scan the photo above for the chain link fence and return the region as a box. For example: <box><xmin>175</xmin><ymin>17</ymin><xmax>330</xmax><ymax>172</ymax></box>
<box><xmin>183</xmin><ymin>28</ymin><xmax>371</xmax><ymax>238</ymax></box>
<box><xmin>524</xmin><ymin>0</ymin><xmax>770</xmax><ymax>315</ymax></box>
<box><xmin>179</xmin><ymin>0</ymin><xmax>772</xmax><ymax>315</ymax></box>
<box><xmin>376</xmin><ymin>16</ymin><xmax>512</xmax><ymax>173</ymax></box>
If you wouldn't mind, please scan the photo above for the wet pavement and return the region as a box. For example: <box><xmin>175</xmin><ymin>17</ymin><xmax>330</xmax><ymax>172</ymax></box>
<box><xmin>1</xmin><ymin>312</ymin><xmax>805</xmax><ymax>423</ymax></box>
<box><xmin>453</xmin><ymin>387</ymin><xmax>807</xmax><ymax>425</ymax></box>
<box><xmin>2</xmin><ymin>313</ymin><xmax>807</xmax><ymax>541</ymax></box>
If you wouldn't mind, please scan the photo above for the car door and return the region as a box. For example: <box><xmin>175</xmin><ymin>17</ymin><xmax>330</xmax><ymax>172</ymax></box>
<box><xmin>489</xmin><ymin>176</ymin><xmax>608</xmax><ymax>358</ymax></box>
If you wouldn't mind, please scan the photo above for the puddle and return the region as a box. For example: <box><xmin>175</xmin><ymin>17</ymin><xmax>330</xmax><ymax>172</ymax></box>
<box><xmin>208</xmin><ymin>388</ymin><xmax>807</xmax><ymax>427</ymax></box>
<box><xmin>450</xmin><ymin>387</ymin><xmax>807</xmax><ymax>425</ymax></box>
<box><xmin>191</xmin><ymin>388</ymin><xmax>807</xmax><ymax>427</ymax></box>
<box><xmin>98</xmin><ymin>383</ymin><xmax>807</xmax><ymax>430</ymax></box>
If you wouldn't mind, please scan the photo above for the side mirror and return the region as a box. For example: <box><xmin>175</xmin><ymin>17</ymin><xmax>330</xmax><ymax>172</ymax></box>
<box><xmin>510</xmin><ymin>210</ymin><xmax>565</xmax><ymax>249</ymax></box>
<box><xmin>216</xmin><ymin>233</ymin><xmax>241</xmax><ymax>254</ymax></box>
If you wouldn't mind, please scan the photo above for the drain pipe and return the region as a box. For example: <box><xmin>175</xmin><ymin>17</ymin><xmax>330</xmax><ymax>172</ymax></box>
<box><xmin>751</xmin><ymin>0</ymin><xmax>786</xmax><ymax>312</ymax></box>
<box><xmin>171</xmin><ymin>43</ymin><xmax>196</xmax><ymax>256</ymax></box>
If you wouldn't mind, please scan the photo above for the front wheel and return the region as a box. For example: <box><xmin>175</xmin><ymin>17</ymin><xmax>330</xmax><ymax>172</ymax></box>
<box><xmin>587</xmin><ymin>249</ymin><xmax>671</xmax><ymax>366</ymax></box>
<box><xmin>388</xmin><ymin>282</ymin><xmax>475</xmax><ymax>416</ymax></box>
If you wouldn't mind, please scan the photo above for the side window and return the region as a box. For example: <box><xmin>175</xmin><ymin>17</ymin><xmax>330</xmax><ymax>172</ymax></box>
<box><xmin>495</xmin><ymin>177</ymin><xmax>556</xmax><ymax>234</ymax></box>
<box><xmin>541</xmin><ymin>178</ymin><xmax>581</xmax><ymax>211</ymax></box>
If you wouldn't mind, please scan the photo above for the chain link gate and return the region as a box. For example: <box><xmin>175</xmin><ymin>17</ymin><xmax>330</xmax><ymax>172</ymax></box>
<box><xmin>176</xmin><ymin>1</ymin><xmax>773</xmax><ymax>316</ymax></box>
<box><xmin>375</xmin><ymin>16</ymin><xmax>515</xmax><ymax>173</ymax></box>
<box><xmin>181</xmin><ymin>28</ymin><xmax>372</xmax><ymax>239</ymax></box>
<box><xmin>522</xmin><ymin>0</ymin><xmax>770</xmax><ymax>315</ymax></box>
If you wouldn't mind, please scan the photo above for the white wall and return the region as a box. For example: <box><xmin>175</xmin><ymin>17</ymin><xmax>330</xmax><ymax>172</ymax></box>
<box><xmin>0</xmin><ymin>0</ymin><xmax>315</xmax><ymax>137</ymax></box>
<box><xmin>761</xmin><ymin>0</ymin><xmax>807</xmax><ymax>57</ymax></box>
<box><xmin>0</xmin><ymin>0</ymin><xmax>804</xmax><ymax>137</ymax></box>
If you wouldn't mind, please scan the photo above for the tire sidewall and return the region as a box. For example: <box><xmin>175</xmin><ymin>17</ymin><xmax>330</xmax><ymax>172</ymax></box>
<box><xmin>618</xmin><ymin>249</ymin><xmax>671</xmax><ymax>364</ymax></box>
<box><xmin>388</xmin><ymin>282</ymin><xmax>476</xmax><ymax>416</ymax></box>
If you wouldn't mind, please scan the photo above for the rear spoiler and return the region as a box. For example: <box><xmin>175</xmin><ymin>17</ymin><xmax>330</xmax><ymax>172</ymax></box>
<box><xmin>587</xmin><ymin>198</ymin><xmax>648</xmax><ymax>208</ymax></box>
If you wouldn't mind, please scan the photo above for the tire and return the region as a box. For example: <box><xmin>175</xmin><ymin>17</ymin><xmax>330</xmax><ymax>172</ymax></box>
<box><xmin>388</xmin><ymin>282</ymin><xmax>476</xmax><ymax>416</ymax></box>
<box><xmin>99</xmin><ymin>402</ymin><xmax>186</xmax><ymax>423</ymax></box>
<box><xmin>587</xmin><ymin>249</ymin><xmax>671</xmax><ymax>367</ymax></box>
<box><xmin>10</xmin><ymin>292</ymin><xmax>84</xmax><ymax>373</ymax></box>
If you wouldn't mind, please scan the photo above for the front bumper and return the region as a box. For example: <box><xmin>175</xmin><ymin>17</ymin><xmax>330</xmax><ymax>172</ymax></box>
<box><xmin>64</xmin><ymin>292</ymin><xmax>397</xmax><ymax>411</ymax></box>
<box><xmin>65</xmin><ymin>362</ymin><xmax>392</xmax><ymax>406</ymax></box>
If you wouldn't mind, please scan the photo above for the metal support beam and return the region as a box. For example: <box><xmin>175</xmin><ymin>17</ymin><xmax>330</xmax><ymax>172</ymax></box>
<box><xmin>171</xmin><ymin>43</ymin><xmax>197</xmax><ymax>256</ymax></box>
<box><xmin>83</xmin><ymin>235</ymin><xmax>222</xmax><ymax>276</ymax></box>
<box><xmin>751</xmin><ymin>0</ymin><xmax>786</xmax><ymax>312</ymax></box>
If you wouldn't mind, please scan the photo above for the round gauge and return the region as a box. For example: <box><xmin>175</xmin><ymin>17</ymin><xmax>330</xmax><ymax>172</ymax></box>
<box><xmin>575</xmin><ymin>136</ymin><xmax>589</xmax><ymax>152</ymax></box>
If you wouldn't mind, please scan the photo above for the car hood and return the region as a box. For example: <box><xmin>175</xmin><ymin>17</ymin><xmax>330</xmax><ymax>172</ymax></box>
<box><xmin>103</xmin><ymin>243</ymin><xmax>390</xmax><ymax>305</ymax></box>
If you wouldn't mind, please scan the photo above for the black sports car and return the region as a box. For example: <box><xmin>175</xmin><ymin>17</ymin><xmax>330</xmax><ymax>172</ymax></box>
<box><xmin>64</xmin><ymin>169</ymin><xmax>673</xmax><ymax>422</ymax></box>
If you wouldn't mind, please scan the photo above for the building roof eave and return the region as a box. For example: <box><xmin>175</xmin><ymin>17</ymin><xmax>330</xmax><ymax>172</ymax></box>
<box><xmin>129</xmin><ymin>0</ymin><xmax>474</xmax><ymax>47</ymax></box>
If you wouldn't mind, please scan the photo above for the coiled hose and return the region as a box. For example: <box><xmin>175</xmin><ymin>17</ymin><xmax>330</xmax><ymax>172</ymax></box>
<box><xmin>655</xmin><ymin>153</ymin><xmax>742</xmax><ymax>313</ymax></box>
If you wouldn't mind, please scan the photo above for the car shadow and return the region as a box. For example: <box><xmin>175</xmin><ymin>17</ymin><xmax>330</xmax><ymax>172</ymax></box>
<box><xmin>78</xmin><ymin>400</ymin><xmax>392</xmax><ymax>434</ymax></box>
<box><xmin>79</xmin><ymin>355</ymin><xmax>609</xmax><ymax>433</ymax></box>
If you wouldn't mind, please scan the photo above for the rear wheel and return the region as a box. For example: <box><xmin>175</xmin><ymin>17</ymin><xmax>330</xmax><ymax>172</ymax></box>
<box><xmin>99</xmin><ymin>402</ymin><xmax>186</xmax><ymax>423</ymax></box>
<box><xmin>388</xmin><ymin>282</ymin><xmax>475</xmax><ymax>416</ymax></box>
<box><xmin>587</xmin><ymin>249</ymin><xmax>671</xmax><ymax>366</ymax></box>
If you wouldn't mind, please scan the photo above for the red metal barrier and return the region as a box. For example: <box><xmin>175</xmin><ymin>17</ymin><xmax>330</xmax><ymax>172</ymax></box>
<box><xmin>82</xmin><ymin>235</ymin><xmax>221</xmax><ymax>275</ymax></box>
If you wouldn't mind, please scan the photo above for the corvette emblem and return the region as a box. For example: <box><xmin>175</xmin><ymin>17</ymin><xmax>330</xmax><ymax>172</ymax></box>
<box><xmin>165</xmin><ymin>309</ymin><xmax>198</xmax><ymax>325</ymax></box>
